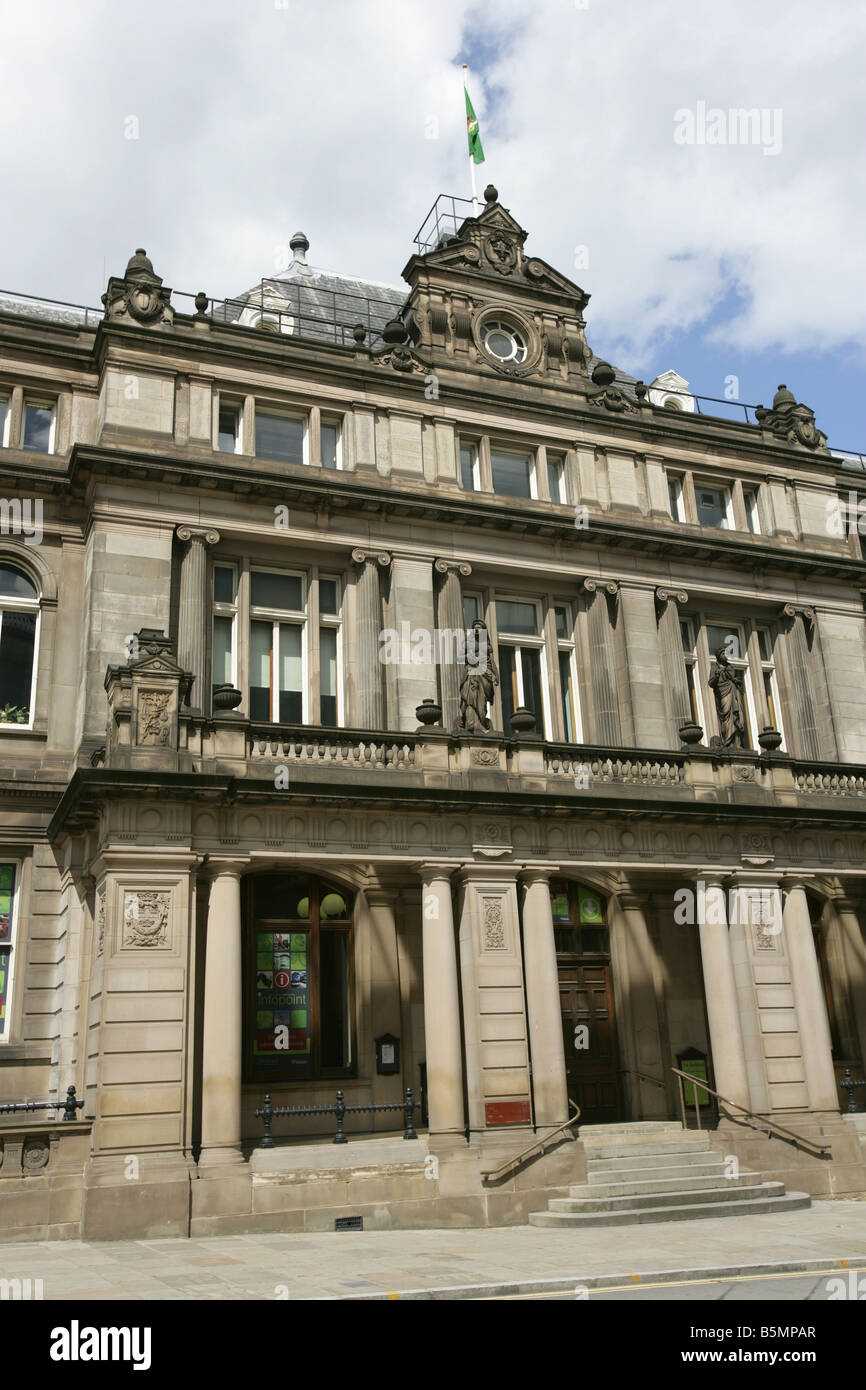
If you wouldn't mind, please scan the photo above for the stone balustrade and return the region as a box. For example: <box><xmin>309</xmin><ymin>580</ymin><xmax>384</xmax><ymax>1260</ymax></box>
<box><xmin>247</xmin><ymin>729</ymin><xmax>418</xmax><ymax>770</ymax></box>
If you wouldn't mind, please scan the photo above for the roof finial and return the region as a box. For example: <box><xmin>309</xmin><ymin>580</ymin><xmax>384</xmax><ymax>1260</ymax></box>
<box><xmin>290</xmin><ymin>231</ymin><xmax>310</xmax><ymax>266</ymax></box>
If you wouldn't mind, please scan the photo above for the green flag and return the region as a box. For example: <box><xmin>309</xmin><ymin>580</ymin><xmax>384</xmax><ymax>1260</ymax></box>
<box><xmin>465</xmin><ymin>87</ymin><xmax>485</xmax><ymax>164</ymax></box>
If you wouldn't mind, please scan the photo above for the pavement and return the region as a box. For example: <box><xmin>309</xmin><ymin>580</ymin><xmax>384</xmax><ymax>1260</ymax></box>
<box><xmin>2</xmin><ymin>1197</ymin><xmax>866</xmax><ymax>1300</ymax></box>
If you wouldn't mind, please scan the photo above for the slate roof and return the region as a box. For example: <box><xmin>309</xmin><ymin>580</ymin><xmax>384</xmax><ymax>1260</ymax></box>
<box><xmin>224</xmin><ymin>261</ymin><xmax>408</xmax><ymax>348</ymax></box>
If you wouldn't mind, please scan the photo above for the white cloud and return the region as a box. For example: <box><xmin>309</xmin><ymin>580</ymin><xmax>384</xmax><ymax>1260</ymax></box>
<box><xmin>0</xmin><ymin>0</ymin><xmax>863</xmax><ymax>374</ymax></box>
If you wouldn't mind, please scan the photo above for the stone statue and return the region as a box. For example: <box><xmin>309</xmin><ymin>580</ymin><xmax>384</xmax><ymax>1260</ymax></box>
<box><xmin>708</xmin><ymin>647</ymin><xmax>747</xmax><ymax>748</ymax></box>
<box><xmin>456</xmin><ymin>620</ymin><xmax>499</xmax><ymax>733</ymax></box>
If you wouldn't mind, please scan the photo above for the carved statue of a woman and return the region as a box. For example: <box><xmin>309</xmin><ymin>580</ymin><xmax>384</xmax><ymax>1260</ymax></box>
<box><xmin>456</xmin><ymin>620</ymin><xmax>499</xmax><ymax>733</ymax></box>
<box><xmin>708</xmin><ymin>647</ymin><xmax>747</xmax><ymax>748</ymax></box>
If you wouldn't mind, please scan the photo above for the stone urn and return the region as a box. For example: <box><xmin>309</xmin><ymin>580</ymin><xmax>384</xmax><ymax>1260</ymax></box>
<box><xmin>415</xmin><ymin>698</ymin><xmax>442</xmax><ymax>728</ymax></box>
<box><xmin>678</xmin><ymin>721</ymin><xmax>704</xmax><ymax>746</ymax></box>
<box><xmin>758</xmin><ymin>726</ymin><xmax>783</xmax><ymax>752</ymax></box>
<box><xmin>213</xmin><ymin>684</ymin><xmax>243</xmax><ymax>712</ymax></box>
<box><xmin>509</xmin><ymin>706</ymin><xmax>536</xmax><ymax>734</ymax></box>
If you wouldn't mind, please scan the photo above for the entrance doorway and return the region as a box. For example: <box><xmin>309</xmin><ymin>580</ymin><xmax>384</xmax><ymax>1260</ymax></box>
<box><xmin>551</xmin><ymin>880</ymin><xmax>622</xmax><ymax>1125</ymax></box>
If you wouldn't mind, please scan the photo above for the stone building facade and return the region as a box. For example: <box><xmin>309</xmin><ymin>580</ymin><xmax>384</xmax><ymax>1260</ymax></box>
<box><xmin>1</xmin><ymin>187</ymin><xmax>865</xmax><ymax>1240</ymax></box>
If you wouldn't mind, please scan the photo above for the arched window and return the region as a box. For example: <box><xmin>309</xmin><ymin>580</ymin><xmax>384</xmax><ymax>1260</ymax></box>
<box><xmin>0</xmin><ymin>563</ymin><xmax>39</xmax><ymax>727</ymax></box>
<box><xmin>245</xmin><ymin>873</ymin><xmax>354</xmax><ymax>1081</ymax></box>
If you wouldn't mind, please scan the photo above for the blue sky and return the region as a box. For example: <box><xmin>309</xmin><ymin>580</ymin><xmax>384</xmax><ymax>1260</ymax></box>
<box><xmin>0</xmin><ymin>0</ymin><xmax>863</xmax><ymax>452</ymax></box>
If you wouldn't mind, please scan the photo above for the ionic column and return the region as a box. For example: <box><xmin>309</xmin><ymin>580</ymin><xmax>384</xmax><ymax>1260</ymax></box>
<box><xmin>696</xmin><ymin>873</ymin><xmax>751</xmax><ymax>1110</ymax></box>
<box><xmin>583</xmin><ymin>578</ymin><xmax>621</xmax><ymax>745</ymax></box>
<box><xmin>418</xmin><ymin>864</ymin><xmax>465</xmax><ymax>1136</ymax></box>
<box><xmin>655</xmin><ymin>587</ymin><xmax>692</xmax><ymax>741</ymax></box>
<box><xmin>782</xmin><ymin>877</ymin><xmax>840</xmax><ymax>1112</ymax></box>
<box><xmin>521</xmin><ymin>869</ymin><xmax>569</xmax><ymax>1127</ymax></box>
<box><xmin>351</xmin><ymin>549</ymin><xmax>390</xmax><ymax>728</ymax></box>
<box><xmin>199</xmin><ymin>865</ymin><xmax>245</xmax><ymax>1166</ymax></box>
<box><xmin>434</xmin><ymin>558</ymin><xmax>472</xmax><ymax>730</ymax></box>
<box><xmin>176</xmin><ymin>525</ymin><xmax>220</xmax><ymax>710</ymax></box>
<box><xmin>830</xmin><ymin>895</ymin><xmax>866</xmax><ymax>1065</ymax></box>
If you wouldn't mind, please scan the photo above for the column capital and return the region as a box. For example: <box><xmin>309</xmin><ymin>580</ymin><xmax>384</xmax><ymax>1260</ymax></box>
<box><xmin>583</xmin><ymin>576</ymin><xmax>619</xmax><ymax>597</ymax></box>
<box><xmin>176</xmin><ymin>525</ymin><xmax>220</xmax><ymax>546</ymax></box>
<box><xmin>519</xmin><ymin>862</ymin><xmax>560</xmax><ymax>887</ymax></box>
<box><xmin>414</xmin><ymin>861</ymin><xmax>457</xmax><ymax>883</ymax></box>
<box><xmin>779</xmin><ymin>602</ymin><xmax>816</xmax><ymax>634</ymax></box>
<box><xmin>780</xmin><ymin>874</ymin><xmax>814</xmax><ymax>894</ymax></box>
<box><xmin>434</xmin><ymin>558</ymin><xmax>472</xmax><ymax>578</ymax></box>
<box><xmin>655</xmin><ymin>585</ymin><xmax>689</xmax><ymax>608</ymax></box>
<box><xmin>351</xmin><ymin>548</ymin><xmax>391</xmax><ymax>568</ymax></box>
<box><xmin>203</xmin><ymin>857</ymin><xmax>246</xmax><ymax>882</ymax></box>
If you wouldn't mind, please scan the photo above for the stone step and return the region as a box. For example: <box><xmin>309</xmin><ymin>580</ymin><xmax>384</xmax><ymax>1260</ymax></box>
<box><xmin>587</xmin><ymin>1158</ymin><xmax>728</xmax><ymax>1184</ymax></box>
<box><xmin>580</xmin><ymin>1131</ymin><xmax>703</xmax><ymax>1153</ymax></box>
<box><xmin>578</xmin><ymin>1139</ymin><xmax>717</xmax><ymax>1162</ymax></box>
<box><xmin>587</xmin><ymin>1145</ymin><xmax>716</xmax><ymax>1171</ymax></box>
<box><xmin>528</xmin><ymin>1191</ymin><xmax>812</xmax><ymax>1228</ymax></box>
<box><xmin>580</xmin><ymin>1170</ymin><xmax>761</xmax><ymax>1198</ymax></box>
<box><xmin>549</xmin><ymin>1181</ymin><xmax>786</xmax><ymax>1214</ymax></box>
<box><xmin>579</xmin><ymin>1121</ymin><xmax>684</xmax><ymax>1136</ymax></box>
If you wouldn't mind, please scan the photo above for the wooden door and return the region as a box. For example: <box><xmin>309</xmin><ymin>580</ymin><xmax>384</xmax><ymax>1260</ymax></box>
<box><xmin>559</xmin><ymin>960</ymin><xmax>621</xmax><ymax>1125</ymax></box>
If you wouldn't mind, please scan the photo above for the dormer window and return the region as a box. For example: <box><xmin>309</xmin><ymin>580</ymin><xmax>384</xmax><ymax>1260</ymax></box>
<box><xmin>482</xmin><ymin>321</ymin><xmax>527</xmax><ymax>365</ymax></box>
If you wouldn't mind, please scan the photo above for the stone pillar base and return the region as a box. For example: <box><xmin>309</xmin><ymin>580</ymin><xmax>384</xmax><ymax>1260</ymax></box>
<box><xmin>82</xmin><ymin>1153</ymin><xmax>195</xmax><ymax>1240</ymax></box>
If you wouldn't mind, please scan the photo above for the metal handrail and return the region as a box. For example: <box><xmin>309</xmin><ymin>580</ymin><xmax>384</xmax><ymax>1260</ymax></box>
<box><xmin>670</xmin><ymin>1066</ymin><xmax>830</xmax><ymax>1158</ymax></box>
<box><xmin>481</xmin><ymin>1100</ymin><xmax>581</xmax><ymax>1183</ymax></box>
<box><xmin>620</xmin><ymin>1068</ymin><xmax>666</xmax><ymax>1089</ymax></box>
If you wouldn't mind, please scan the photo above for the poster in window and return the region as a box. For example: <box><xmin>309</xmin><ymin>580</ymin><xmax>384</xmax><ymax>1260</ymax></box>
<box><xmin>253</xmin><ymin>929</ymin><xmax>310</xmax><ymax>1068</ymax></box>
<box><xmin>578</xmin><ymin>887</ymin><xmax>603</xmax><ymax>924</ymax></box>
<box><xmin>0</xmin><ymin>863</ymin><xmax>14</xmax><ymax>943</ymax></box>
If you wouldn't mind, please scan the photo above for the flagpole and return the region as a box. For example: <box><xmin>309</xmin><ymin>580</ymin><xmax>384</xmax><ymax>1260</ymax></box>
<box><xmin>463</xmin><ymin>65</ymin><xmax>480</xmax><ymax>215</ymax></box>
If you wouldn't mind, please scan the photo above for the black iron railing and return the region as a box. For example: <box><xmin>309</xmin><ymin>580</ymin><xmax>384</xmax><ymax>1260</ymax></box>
<box><xmin>840</xmin><ymin>1068</ymin><xmax>866</xmax><ymax>1114</ymax></box>
<box><xmin>0</xmin><ymin>1085</ymin><xmax>84</xmax><ymax>1122</ymax></box>
<box><xmin>413</xmin><ymin>193</ymin><xmax>477</xmax><ymax>254</ymax></box>
<box><xmin>256</xmin><ymin>1087</ymin><xmax>420</xmax><ymax>1148</ymax></box>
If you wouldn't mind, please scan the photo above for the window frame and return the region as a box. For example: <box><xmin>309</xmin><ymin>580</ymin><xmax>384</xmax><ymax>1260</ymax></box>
<box><xmin>0</xmin><ymin>563</ymin><xmax>41</xmax><ymax>731</ymax></box>
<box><xmin>490</xmin><ymin>446</ymin><xmax>537</xmax><ymax>501</ymax></box>
<box><xmin>667</xmin><ymin>472</ymin><xmax>685</xmax><ymax>522</ymax></box>
<box><xmin>694</xmin><ymin>479</ymin><xmax>734</xmax><ymax>531</ymax></box>
<box><xmin>458</xmin><ymin>439</ymin><xmax>480</xmax><ymax>492</ymax></box>
<box><xmin>216</xmin><ymin>400</ymin><xmax>242</xmax><ymax>455</ymax></box>
<box><xmin>244</xmin><ymin>873</ymin><xmax>356</xmax><ymax>1084</ymax></box>
<box><xmin>0</xmin><ymin>396</ymin><xmax>10</xmax><ymax>449</ymax></box>
<box><xmin>554</xmin><ymin>602</ymin><xmax>581</xmax><ymax>742</ymax></box>
<box><xmin>317</xmin><ymin>572</ymin><xmax>344</xmax><ymax>728</ymax></box>
<box><xmin>249</xmin><ymin>566</ymin><xmax>309</xmax><ymax>724</ymax></box>
<box><xmin>212</xmin><ymin>561</ymin><xmax>239</xmax><ymax>699</ymax></box>
<box><xmin>254</xmin><ymin>407</ymin><xmax>308</xmax><ymax>466</ymax></box>
<box><xmin>21</xmin><ymin>399</ymin><xmax>56</xmax><ymax>456</ymax></box>
<box><xmin>547</xmin><ymin>454</ymin><xmax>566</xmax><ymax>504</ymax></box>
<box><xmin>320</xmin><ymin>418</ymin><xmax>342</xmax><ymax>471</ymax></box>
<box><xmin>493</xmin><ymin>594</ymin><xmax>551</xmax><ymax>735</ymax></box>
<box><xmin>0</xmin><ymin>859</ymin><xmax>22</xmax><ymax>1043</ymax></box>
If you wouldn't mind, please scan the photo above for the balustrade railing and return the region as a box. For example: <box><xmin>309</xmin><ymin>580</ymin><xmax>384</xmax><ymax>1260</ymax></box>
<box><xmin>247</xmin><ymin>728</ymin><xmax>418</xmax><ymax>769</ymax></box>
<box><xmin>544</xmin><ymin>750</ymin><xmax>686</xmax><ymax>786</ymax></box>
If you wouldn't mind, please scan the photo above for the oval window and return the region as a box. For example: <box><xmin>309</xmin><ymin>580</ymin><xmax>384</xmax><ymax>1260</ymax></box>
<box><xmin>482</xmin><ymin>320</ymin><xmax>527</xmax><ymax>365</ymax></box>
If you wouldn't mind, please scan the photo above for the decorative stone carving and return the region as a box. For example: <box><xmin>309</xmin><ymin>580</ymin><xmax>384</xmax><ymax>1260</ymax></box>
<box><xmin>655</xmin><ymin>587</ymin><xmax>689</xmax><ymax>609</ymax></box>
<box><xmin>780</xmin><ymin>603</ymin><xmax>817</xmax><ymax>635</ymax></box>
<box><xmin>137</xmin><ymin>690</ymin><xmax>172</xmax><ymax>746</ymax></box>
<box><xmin>123</xmin><ymin>890</ymin><xmax>170</xmax><ymax>948</ymax></box>
<box><xmin>22</xmin><ymin>1138</ymin><xmax>49</xmax><ymax>1171</ymax></box>
<box><xmin>587</xmin><ymin>361</ymin><xmax>636</xmax><ymax>413</ymax></box>
<box><xmin>102</xmin><ymin>248</ymin><xmax>174</xmax><ymax>326</ymax></box>
<box><xmin>755</xmin><ymin>384</ymin><xmax>828</xmax><ymax>451</ymax></box>
<box><xmin>708</xmin><ymin>649</ymin><xmax>748</xmax><ymax>749</ymax></box>
<box><xmin>481</xmin><ymin>896</ymin><xmax>507</xmax><ymax>950</ymax></box>
<box><xmin>456</xmin><ymin>621</ymin><xmax>499</xmax><ymax>732</ymax></box>
<box><xmin>733</xmin><ymin>765</ymin><xmax>757</xmax><ymax>781</ymax></box>
<box><xmin>350</xmin><ymin>549</ymin><xmax>391</xmax><ymax>570</ymax></box>
<box><xmin>471</xmin><ymin>746</ymin><xmax>499</xmax><ymax>766</ymax></box>
<box><xmin>95</xmin><ymin>885</ymin><xmax>106</xmax><ymax>957</ymax></box>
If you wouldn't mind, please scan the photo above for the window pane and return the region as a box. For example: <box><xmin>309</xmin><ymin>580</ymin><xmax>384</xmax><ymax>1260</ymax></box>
<box><xmin>491</xmin><ymin>450</ymin><xmax>531</xmax><ymax>499</ymax></box>
<box><xmin>685</xmin><ymin>664</ymin><xmax>700</xmax><ymax>724</ymax></box>
<box><xmin>22</xmin><ymin>406</ymin><xmax>52</xmax><ymax>452</ymax></box>
<box><xmin>0</xmin><ymin>947</ymin><xmax>10</xmax><ymax>1035</ymax></box>
<box><xmin>696</xmin><ymin>486</ymin><xmax>729</xmax><ymax>528</ymax></box>
<box><xmin>278</xmin><ymin>624</ymin><xmax>303</xmax><ymax>723</ymax></box>
<box><xmin>320</xmin><ymin>626</ymin><xmax>338</xmax><ymax>727</ymax></box>
<box><xmin>498</xmin><ymin>645</ymin><xmax>517</xmax><ymax>728</ymax></box>
<box><xmin>706</xmin><ymin>625</ymin><xmax>742</xmax><ymax>661</ymax></box>
<box><xmin>0</xmin><ymin>400</ymin><xmax>6</xmax><ymax>443</ymax></box>
<box><xmin>320</xmin><ymin>423</ymin><xmax>338</xmax><ymax>469</ymax></box>
<box><xmin>254</xmin><ymin>874</ymin><xmax>310</xmax><ymax>919</ymax></box>
<box><xmin>212</xmin><ymin>616</ymin><xmax>233</xmax><ymax>688</ymax></box>
<box><xmin>520</xmin><ymin>647</ymin><xmax>543</xmax><ymax>729</ymax></box>
<box><xmin>668</xmin><ymin>478</ymin><xmax>681</xmax><ymax>519</ymax></box>
<box><xmin>679</xmin><ymin>620</ymin><xmax>692</xmax><ymax>652</ymax></box>
<box><xmin>213</xmin><ymin>566</ymin><xmax>234</xmax><ymax>604</ymax></box>
<box><xmin>0</xmin><ymin>566</ymin><xmax>37</xmax><ymax>600</ymax></box>
<box><xmin>764</xmin><ymin>672</ymin><xmax>778</xmax><ymax>730</ymax></box>
<box><xmin>547</xmin><ymin>458</ymin><xmax>563</xmax><ymax>502</ymax></box>
<box><xmin>255</xmin><ymin>412</ymin><xmax>304</xmax><ymax>463</ymax></box>
<box><xmin>757</xmin><ymin>629</ymin><xmax>772</xmax><ymax>662</ymax></box>
<box><xmin>496</xmin><ymin>600</ymin><xmax>538</xmax><ymax>636</ymax></box>
<box><xmin>251</xmin><ymin>570</ymin><xmax>303</xmax><ymax>611</ymax></box>
<box><xmin>319</xmin><ymin>579</ymin><xmax>339</xmax><ymax>615</ymax></box>
<box><xmin>460</xmin><ymin>444</ymin><xmax>476</xmax><ymax>491</ymax></box>
<box><xmin>0</xmin><ymin>863</ymin><xmax>15</xmax><ymax>943</ymax></box>
<box><xmin>555</xmin><ymin>606</ymin><xmax>569</xmax><ymax>639</ymax></box>
<box><xmin>320</xmin><ymin>930</ymin><xmax>351</xmax><ymax>1068</ymax></box>
<box><xmin>463</xmin><ymin>594</ymin><xmax>479</xmax><ymax>626</ymax></box>
<box><xmin>0</xmin><ymin>610</ymin><xmax>36</xmax><ymax>715</ymax></box>
<box><xmin>559</xmin><ymin>650</ymin><xmax>576</xmax><ymax>741</ymax></box>
<box><xmin>250</xmin><ymin>621</ymin><xmax>272</xmax><ymax>721</ymax></box>
<box><xmin>218</xmin><ymin>407</ymin><xmax>238</xmax><ymax>453</ymax></box>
